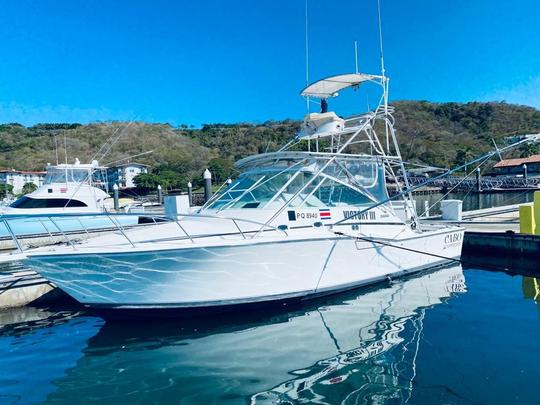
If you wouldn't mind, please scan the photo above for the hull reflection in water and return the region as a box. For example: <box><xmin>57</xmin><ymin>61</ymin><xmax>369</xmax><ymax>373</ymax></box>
<box><xmin>40</xmin><ymin>266</ymin><xmax>465</xmax><ymax>404</ymax></box>
<box><xmin>251</xmin><ymin>265</ymin><xmax>466</xmax><ymax>404</ymax></box>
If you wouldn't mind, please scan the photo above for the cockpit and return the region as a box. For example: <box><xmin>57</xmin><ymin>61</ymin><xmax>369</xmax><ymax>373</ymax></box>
<box><xmin>206</xmin><ymin>154</ymin><xmax>389</xmax><ymax>211</ymax></box>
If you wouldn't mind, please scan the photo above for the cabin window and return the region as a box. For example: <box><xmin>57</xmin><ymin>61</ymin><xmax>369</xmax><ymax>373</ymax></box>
<box><xmin>9</xmin><ymin>196</ymin><xmax>88</xmax><ymax>209</ymax></box>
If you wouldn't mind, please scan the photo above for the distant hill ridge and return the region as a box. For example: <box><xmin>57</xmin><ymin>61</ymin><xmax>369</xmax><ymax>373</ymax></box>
<box><xmin>0</xmin><ymin>101</ymin><xmax>539</xmax><ymax>184</ymax></box>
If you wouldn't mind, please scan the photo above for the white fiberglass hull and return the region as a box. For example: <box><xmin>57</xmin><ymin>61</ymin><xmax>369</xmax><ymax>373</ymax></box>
<box><xmin>24</xmin><ymin>226</ymin><xmax>464</xmax><ymax>309</ymax></box>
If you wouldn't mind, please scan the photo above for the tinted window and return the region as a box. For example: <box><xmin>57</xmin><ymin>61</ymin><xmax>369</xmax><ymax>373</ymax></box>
<box><xmin>10</xmin><ymin>196</ymin><xmax>88</xmax><ymax>209</ymax></box>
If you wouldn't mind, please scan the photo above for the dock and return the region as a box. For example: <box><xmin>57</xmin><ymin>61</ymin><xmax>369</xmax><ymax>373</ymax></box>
<box><xmin>426</xmin><ymin>204</ymin><xmax>520</xmax><ymax>232</ymax></box>
<box><xmin>0</xmin><ymin>261</ymin><xmax>55</xmax><ymax>309</ymax></box>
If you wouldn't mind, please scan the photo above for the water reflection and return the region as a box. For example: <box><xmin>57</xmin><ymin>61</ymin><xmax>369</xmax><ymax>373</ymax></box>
<box><xmin>522</xmin><ymin>277</ymin><xmax>540</xmax><ymax>317</ymax></box>
<box><xmin>0</xmin><ymin>266</ymin><xmax>466</xmax><ymax>404</ymax></box>
<box><xmin>0</xmin><ymin>308</ymin><xmax>102</xmax><ymax>404</ymax></box>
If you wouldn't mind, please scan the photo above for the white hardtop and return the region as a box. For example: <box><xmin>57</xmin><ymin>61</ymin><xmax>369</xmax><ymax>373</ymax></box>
<box><xmin>235</xmin><ymin>151</ymin><xmax>381</xmax><ymax>170</ymax></box>
<box><xmin>300</xmin><ymin>73</ymin><xmax>383</xmax><ymax>99</ymax></box>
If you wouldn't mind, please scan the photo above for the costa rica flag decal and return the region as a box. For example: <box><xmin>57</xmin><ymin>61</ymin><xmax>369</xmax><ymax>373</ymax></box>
<box><xmin>319</xmin><ymin>208</ymin><xmax>331</xmax><ymax>220</ymax></box>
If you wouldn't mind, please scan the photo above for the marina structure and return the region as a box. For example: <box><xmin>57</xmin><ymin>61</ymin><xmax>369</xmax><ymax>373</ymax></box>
<box><xmin>493</xmin><ymin>155</ymin><xmax>540</xmax><ymax>176</ymax></box>
<box><xmin>107</xmin><ymin>162</ymin><xmax>149</xmax><ymax>190</ymax></box>
<box><xmin>19</xmin><ymin>71</ymin><xmax>465</xmax><ymax>310</ymax></box>
<box><xmin>0</xmin><ymin>169</ymin><xmax>46</xmax><ymax>195</ymax></box>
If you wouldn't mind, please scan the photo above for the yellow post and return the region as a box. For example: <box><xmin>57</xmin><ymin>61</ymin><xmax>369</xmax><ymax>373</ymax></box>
<box><xmin>520</xmin><ymin>203</ymin><xmax>535</xmax><ymax>234</ymax></box>
<box><xmin>534</xmin><ymin>191</ymin><xmax>540</xmax><ymax>235</ymax></box>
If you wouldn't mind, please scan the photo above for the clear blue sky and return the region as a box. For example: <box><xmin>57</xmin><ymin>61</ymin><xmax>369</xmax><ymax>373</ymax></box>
<box><xmin>0</xmin><ymin>0</ymin><xmax>539</xmax><ymax>126</ymax></box>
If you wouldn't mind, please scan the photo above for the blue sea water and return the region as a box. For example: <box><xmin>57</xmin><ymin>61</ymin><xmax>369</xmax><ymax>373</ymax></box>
<box><xmin>0</xmin><ymin>266</ymin><xmax>539</xmax><ymax>404</ymax></box>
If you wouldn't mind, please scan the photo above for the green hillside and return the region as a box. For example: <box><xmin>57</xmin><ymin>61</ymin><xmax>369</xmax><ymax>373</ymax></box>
<box><xmin>1</xmin><ymin>101</ymin><xmax>539</xmax><ymax>189</ymax></box>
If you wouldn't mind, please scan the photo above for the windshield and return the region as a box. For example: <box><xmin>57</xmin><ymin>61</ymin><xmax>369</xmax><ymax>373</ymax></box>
<box><xmin>45</xmin><ymin>168</ymin><xmax>91</xmax><ymax>184</ymax></box>
<box><xmin>207</xmin><ymin>157</ymin><xmax>388</xmax><ymax>210</ymax></box>
<box><xmin>44</xmin><ymin>167</ymin><xmax>107</xmax><ymax>189</ymax></box>
<box><xmin>10</xmin><ymin>196</ymin><xmax>88</xmax><ymax>209</ymax></box>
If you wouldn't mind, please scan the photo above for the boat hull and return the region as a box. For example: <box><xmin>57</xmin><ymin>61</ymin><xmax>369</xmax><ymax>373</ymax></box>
<box><xmin>24</xmin><ymin>228</ymin><xmax>464</xmax><ymax>309</ymax></box>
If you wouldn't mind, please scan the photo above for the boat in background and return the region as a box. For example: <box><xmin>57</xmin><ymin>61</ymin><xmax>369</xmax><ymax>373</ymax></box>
<box><xmin>0</xmin><ymin>159</ymin><xmax>138</xmax><ymax>240</ymax></box>
<box><xmin>22</xmin><ymin>69</ymin><xmax>465</xmax><ymax>310</ymax></box>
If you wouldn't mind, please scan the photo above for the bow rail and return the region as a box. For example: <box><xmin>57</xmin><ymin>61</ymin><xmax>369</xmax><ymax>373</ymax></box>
<box><xmin>0</xmin><ymin>212</ymin><xmax>290</xmax><ymax>254</ymax></box>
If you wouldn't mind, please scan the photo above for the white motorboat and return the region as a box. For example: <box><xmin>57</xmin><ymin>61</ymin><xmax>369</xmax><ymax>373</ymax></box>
<box><xmin>0</xmin><ymin>159</ymin><xmax>137</xmax><ymax>238</ymax></box>
<box><xmin>21</xmin><ymin>71</ymin><xmax>465</xmax><ymax>309</ymax></box>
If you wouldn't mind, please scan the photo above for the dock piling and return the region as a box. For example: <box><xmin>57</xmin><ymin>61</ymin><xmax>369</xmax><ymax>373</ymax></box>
<box><xmin>187</xmin><ymin>182</ymin><xmax>193</xmax><ymax>207</ymax></box>
<box><xmin>157</xmin><ymin>184</ymin><xmax>163</xmax><ymax>205</ymax></box>
<box><xmin>520</xmin><ymin>204</ymin><xmax>536</xmax><ymax>234</ymax></box>
<box><xmin>534</xmin><ymin>191</ymin><xmax>540</xmax><ymax>235</ymax></box>
<box><xmin>476</xmin><ymin>168</ymin><xmax>482</xmax><ymax>193</ymax></box>
<box><xmin>113</xmin><ymin>184</ymin><xmax>119</xmax><ymax>211</ymax></box>
<box><xmin>423</xmin><ymin>200</ymin><xmax>430</xmax><ymax>217</ymax></box>
<box><xmin>203</xmin><ymin>169</ymin><xmax>212</xmax><ymax>202</ymax></box>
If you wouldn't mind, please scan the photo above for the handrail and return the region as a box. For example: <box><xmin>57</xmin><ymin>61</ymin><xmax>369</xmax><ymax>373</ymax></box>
<box><xmin>0</xmin><ymin>211</ymin><xmax>289</xmax><ymax>251</ymax></box>
<box><xmin>2</xmin><ymin>219</ymin><xmax>23</xmax><ymax>252</ymax></box>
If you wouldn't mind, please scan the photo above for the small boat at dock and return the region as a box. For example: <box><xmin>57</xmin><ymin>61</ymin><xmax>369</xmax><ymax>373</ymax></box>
<box><xmin>0</xmin><ymin>159</ymin><xmax>138</xmax><ymax>251</ymax></box>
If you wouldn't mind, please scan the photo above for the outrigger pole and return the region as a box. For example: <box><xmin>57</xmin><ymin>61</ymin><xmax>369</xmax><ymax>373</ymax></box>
<box><xmin>332</xmin><ymin>134</ymin><xmax>540</xmax><ymax>228</ymax></box>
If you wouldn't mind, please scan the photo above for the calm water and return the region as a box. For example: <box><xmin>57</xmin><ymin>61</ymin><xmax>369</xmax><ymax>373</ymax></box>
<box><xmin>1</xmin><ymin>266</ymin><xmax>540</xmax><ymax>404</ymax></box>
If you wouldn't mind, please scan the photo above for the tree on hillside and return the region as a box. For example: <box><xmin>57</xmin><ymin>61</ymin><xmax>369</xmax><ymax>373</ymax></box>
<box><xmin>520</xmin><ymin>143</ymin><xmax>540</xmax><ymax>158</ymax></box>
<box><xmin>21</xmin><ymin>182</ymin><xmax>37</xmax><ymax>195</ymax></box>
<box><xmin>133</xmin><ymin>173</ymin><xmax>161</xmax><ymax>191</ymax></box>
<box><xmin>208</xmin><ymin>157</ymin><xmax>235</xmax><ymax>184</ymax></box>
<box><xmin>0</xmin><ymin>183</ymin><xmax>13</xmax><ymax>199</ymax></box>
<box><xmin>134</xmin><ymin>170</ymin><xmax>189</xmax><ymax>192</ymax></box>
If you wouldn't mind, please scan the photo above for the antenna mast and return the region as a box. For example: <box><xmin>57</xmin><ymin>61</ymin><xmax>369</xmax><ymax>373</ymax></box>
<box><xmin>377</xmin><ymin>0</ymin><xmax>385</xmax><ymax>78</ymax></box>
<box><xmin>54</xmin><ymin>135</ymin><xmax>59</xmax><ymax>165</ymax></box>
<box><xmin>354</xmin><ymin>40</ymin><xmax>359</xmax><ymax>73</ymax></box>
<box><xmin>304</xmin><ymin>0</ymin><xmax>310</xmax><ymax>113</ymax></box>
<box><xmin>63</xmin><ymin>131</ymin><xmax>68</xmax><ymax>188</ymax></box>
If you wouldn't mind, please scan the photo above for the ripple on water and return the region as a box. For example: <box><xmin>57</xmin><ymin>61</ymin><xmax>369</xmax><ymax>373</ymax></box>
<box><xmin>0</xmin><ymin>266</ymin><xmax>539</xmax><ymax>404</ymax></box>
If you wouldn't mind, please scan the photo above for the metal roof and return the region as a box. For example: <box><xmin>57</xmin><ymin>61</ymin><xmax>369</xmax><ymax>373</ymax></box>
<box><xmin>493</xmin><ymin>155</ymin><xmax>540</xmax><ymax>168</ymax></box>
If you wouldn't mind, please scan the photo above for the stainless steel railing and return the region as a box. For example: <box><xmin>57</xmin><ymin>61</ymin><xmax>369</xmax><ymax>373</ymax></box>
<box><xmin>0</xmin><ymin>211</ymin><xmax>289</xmax><ymax>253</ymax></box>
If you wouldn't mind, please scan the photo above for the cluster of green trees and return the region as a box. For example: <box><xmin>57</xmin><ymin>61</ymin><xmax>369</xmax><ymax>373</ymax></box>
<box><xmin>1</xmin><ymin>101</ymin><xmax>539</xmax><ymax>194</ymax></box>
<box><xmin>0</xmin><ymin>182</ymin><xmax>37</xmax><ymax>199</ymax></box>
<box><xmin>0</xmin><ymin>183</ymin><xmax>13</xmax><ymax>198</ymax></box>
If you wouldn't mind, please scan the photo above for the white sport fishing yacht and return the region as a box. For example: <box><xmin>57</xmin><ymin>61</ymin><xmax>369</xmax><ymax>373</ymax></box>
<box><xmin>0</xmin><ymin>159</ymin><xmax>136</xmax><ymax>237</ymax></box>
<box><xmin>22</xmin><ymin>72</ymin><xmax>465</xmax><ymax>309</ymax></box>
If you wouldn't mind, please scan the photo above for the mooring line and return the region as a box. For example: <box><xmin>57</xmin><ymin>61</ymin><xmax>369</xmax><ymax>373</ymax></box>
<box><xmin>333</xmin><ymin>230</ymin><xmax>526</xmax><ymax>274</ymax></box>
<box><xmin>333</xmin><ymin>231</ymin><xmax>461</xmax><ymax>263</ymax></box>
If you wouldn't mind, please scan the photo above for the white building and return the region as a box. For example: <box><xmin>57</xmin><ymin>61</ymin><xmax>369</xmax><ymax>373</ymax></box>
<box><xmin>107</xmin><ymin>163</ymin><xmax>149</xmax><ymax>189</ymax></box>
<box><xmin>0</xmin><ymin>169</ymin><xmax>46</xmax><ymax>195</ymax></box>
